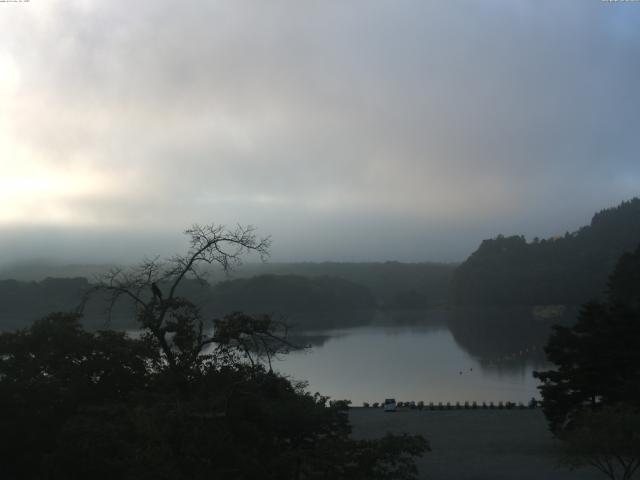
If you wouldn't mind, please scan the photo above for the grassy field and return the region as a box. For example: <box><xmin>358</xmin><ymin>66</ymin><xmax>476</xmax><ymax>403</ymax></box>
<box><xmin>349</xmin><ymin>408</ymin><xmax>602</xmax><ymax>480</ymax></box>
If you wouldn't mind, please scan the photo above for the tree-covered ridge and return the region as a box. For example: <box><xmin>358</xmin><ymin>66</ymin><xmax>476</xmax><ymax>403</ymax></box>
<box><xmin>0</xmin><ymin>277</ymin><xmax>90</xmax><ymax>330</ymax></box>
<box><xmin>1</xmin><ymin>261</ymin><xmax>456</xmax><ymax>308</ymax></box>
<box><xmin>0</xmin><ymin>274</ymin><xmax>378</xmax><ymax>332</ymax></box>
<box><xmin>0</xmin><ymin>265</ymin><xmax>449</xmax><ymax>332</ymax></box>
<box><xmin>452</xmin><ymin>198</ymin><xmax>640</xmax><ymax>306</ymax></box>
<box><xmin>209</xmin><ymin>274</ymin><xmax>375</xmax><ymax>315</ymax></box>
<box><xmin>211</xmin><ymin>261</ymin><xmax>454</xmax><ymax>307</ymax></box>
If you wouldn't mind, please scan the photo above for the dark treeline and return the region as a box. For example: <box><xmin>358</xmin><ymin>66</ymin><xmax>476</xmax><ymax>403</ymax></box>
<box><xmin>452</xmin><ymin>198</ymin><xmax>640</xmax><ymax>306</ymax></box>
<box><xmin>209</xmin><ymin>274</ymin><xmax>374</xmax><ymax>315</ymax></box>
<box><xmin>0</xmin><ymin>277</ymin><xmax>215</xmax><ymax>331</ymax></box>
<box><xmin>211</xmin><ymin>261</ymin><xmax>455</xmax><ymax>308</ymax></box>
<box><xmin>0</xmin><ymin>262</ymin><xmax>455</xmax><ymax>331</ymax></box>
<box><xmin>0</xmin><ymin>275</ymin><xmax>378</xmax><ymax>332</ymax></box>
<box><xmin>0</xmin><ymin>277</ymin><xmax>90</xmax><ymax>331</ymax></box>
<box><xmin>1</xmin><ymin>261</ymin><xmax>455</xmax><ymax>307</ymax></box>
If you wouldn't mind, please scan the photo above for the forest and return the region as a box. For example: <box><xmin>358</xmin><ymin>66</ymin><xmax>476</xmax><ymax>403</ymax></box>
<box><xmin>0</xmin><ymin>262</ymin><xmax>454</xmax><ymax>331</ymax></box>
<box><xmin>451</xmin><ymin>198</ymin><xmax>640</xmax><ymax>306</ymax></box>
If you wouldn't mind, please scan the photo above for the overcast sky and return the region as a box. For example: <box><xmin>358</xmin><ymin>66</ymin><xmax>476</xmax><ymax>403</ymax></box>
<box><xmin>0</xmin><ymin>0</ymin><xmax>639</xmax><ymax>264</ymax></box>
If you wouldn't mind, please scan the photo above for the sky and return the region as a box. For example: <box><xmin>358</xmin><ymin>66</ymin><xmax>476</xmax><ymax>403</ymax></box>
<box><xmin>0</xmin><ymin>0</ymin><xmax>639</xmax><ymax>264</ymax></box>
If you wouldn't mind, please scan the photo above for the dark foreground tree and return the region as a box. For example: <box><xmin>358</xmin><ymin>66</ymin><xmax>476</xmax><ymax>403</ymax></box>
<box><xmin>534</xmin><ymin>244</ymin><xmax>640</xmax><ymax>479</ymax></box>
<box><xmin>534</xmin><ymin>244</ymin><xmax>640</xmax><ymax>432</ymax></box>
<box><xmin>559</xmin><ymin>405</ymin><xmax>640</xmax><ymax>480</ymax></box>
<box><xmin>0</xmin><ymin>224</ymin><xmax>428</xmax><ymax>480</ymax></box>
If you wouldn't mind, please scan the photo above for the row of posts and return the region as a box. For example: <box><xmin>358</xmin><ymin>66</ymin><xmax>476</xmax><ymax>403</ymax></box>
<box><xmin>360</xmin><ymin>400</ymin><xmax>539</xmax><ymax>410</ymax></box>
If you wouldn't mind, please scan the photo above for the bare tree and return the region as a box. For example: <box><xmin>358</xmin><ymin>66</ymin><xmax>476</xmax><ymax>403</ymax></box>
<box><xmin>81</xmin><ymin>223</ymin><xmax>282</xmax><ymax>375</ymax></box>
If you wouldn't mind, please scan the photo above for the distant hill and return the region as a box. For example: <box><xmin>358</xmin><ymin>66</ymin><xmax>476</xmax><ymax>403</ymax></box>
<box><xmin>451</xmin><ymin>198</ymin><xmax>640</xmax><ymax>306</ymax></box>
<box><xmin>0</xmin><ymin>266</ymin><xmax>450</xmax><ymax>331</ymax></box>
<box><xmin>208</xmin><ymin>274</ymin><xmax>375</xmax><ymax>316</ymax></box>
<box><xmin>0</xmin><ymin>277</ymin><xmax>90</xmax><ymax>330</ymax></box>
<box><xmin>0</xmin><ymin>262</ymin><xmax>114</xmax><ymax>282</ymax></box>
<box><xmin>206</xmin><ymin>261</ymin><xmax>456</xmax><ymax>307</ymax></box>
<box><xmin>0</xmin><ymin>261</ymin><xmax>456</xmax><ymax>309</ymax></box>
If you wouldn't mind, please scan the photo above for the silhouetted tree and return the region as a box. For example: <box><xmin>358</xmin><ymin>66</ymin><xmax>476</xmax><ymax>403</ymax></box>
<box><xmin>1</xmin><ymin>224</ymin><xmax>428</xmax><ymax>479</ymax></box>
<box><xmin>0</xmin><ymin>312</ymin><xmax>157</xmax><ymax>479</ymax></box>
<box><xmin>534</xmin><ymin>245</ymin><xmax>640</xmax><ymax>480</ymax></box>
<box><xmin>534</xmin><ymin>244</ymin><xmax>640</xmax><ymax>432</ymax></box>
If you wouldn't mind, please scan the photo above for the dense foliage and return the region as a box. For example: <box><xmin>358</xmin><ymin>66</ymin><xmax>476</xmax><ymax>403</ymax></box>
<box><xmin>0</xmin><ymin>224</ymin><xmax>428</xmax><ymax>479</ymax></box>
<box><xmin>534</xmin><ymin>243</ymin><xmax>640</xmax><ymax>433</ymax></box>
<box><xmin>0</xmin><ymin>312</ymin><xmax>428</xmax><ymax>480</ymax></box>
<box><xmin>452</xmin><ymin>198</ymin><xmax>640</xmax><ymax>306</ymax></box>
<box><xmin>559</xmin><ymin>405</ymin><xmax>640</xmax><ymax>480</ymax></box>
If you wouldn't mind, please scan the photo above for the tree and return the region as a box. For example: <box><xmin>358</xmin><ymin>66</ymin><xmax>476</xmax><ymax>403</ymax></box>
<box><xmin>534</xmin><ymin>244</ymin><xmax>640</xmax><ymax>433</ymax></box>
<box><xmin>0</xmin><ymin>312</ymin><xmax>158</xmax><ymax>480</ymax></box>
<box><xmin>559</xmin><ymin>405</ymin><xmax>640</xmax><ymax>480</ymax></box>
<box><xmin>83</xmin><ymin>224</ymin><xmax>272</xmax><ymax>374</ymax></box>
<box><xmin>1</xmin><ymin>223</ymin><xmax>428</xmax><ymax>479</ymax></box>
<box><xmin>534</xmin><ymin>244</ymin><xmax>640</xmax><ymax>479</ymax></box>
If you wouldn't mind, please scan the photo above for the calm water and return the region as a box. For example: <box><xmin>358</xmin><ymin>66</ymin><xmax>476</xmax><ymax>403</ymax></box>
<box><xmin>274</xmin><ymin>310</ymin><xmax>554</xmax><ymax>405</ymax></box>
<box><xmin>124</xmin><ymin>307</ymin><xmax>559</xmax><ymax>405</ymax></box>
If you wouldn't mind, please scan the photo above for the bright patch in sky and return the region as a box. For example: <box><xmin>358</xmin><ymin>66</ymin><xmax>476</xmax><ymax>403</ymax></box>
<box><xmin>0</xmin><ymin>1</ymin><xmax>638</xmax><ymax>262</ymax></box>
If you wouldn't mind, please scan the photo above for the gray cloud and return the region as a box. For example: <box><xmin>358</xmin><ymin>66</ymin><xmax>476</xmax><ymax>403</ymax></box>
<box><xmin>0</xmin><ymin>0</ymin><xmax>639</xmax><ymax>263</ymax></box>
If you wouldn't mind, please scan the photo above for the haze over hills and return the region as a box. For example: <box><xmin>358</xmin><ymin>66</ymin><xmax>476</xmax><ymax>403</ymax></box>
<box><xmin>0</xmin><ymin>197</ymin><xmax>638</xmax><ymax>332</ymax></box>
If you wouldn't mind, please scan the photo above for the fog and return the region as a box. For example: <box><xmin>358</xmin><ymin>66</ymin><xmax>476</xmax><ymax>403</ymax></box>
<box><xmin>1</xmin><ymin>0</ymin><xmax>639</xmax><ymax>264</ymax></box>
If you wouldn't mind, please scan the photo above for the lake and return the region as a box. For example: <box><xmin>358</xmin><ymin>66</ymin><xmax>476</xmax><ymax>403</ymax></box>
<box><xmin>124</xmin><ymin>306</ymin><xmax>565</xmax><ymax>406</ymax></box>
<box><xmin>273</xmin><ymin>308</ymin><xmax>559</xmax><ymax>406</ymax></box>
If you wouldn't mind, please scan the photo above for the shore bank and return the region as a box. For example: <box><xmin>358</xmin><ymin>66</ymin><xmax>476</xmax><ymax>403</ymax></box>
<box><xmin>349</xmin><ymin>408</ymin><xmax>600</xmax><ymax>480</ymax></box>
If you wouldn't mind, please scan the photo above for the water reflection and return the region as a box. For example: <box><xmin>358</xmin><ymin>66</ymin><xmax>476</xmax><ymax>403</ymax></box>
<box><xmin>447</xmin><ymin>306</ymin><xmax>576</xmax><ymax>374</ymax></box>
<box><xmin>124</xmin><ymin>307</ymin><xmax>571</xmax><ymax>405</ymax></box>
<box><xmin>275</xmin><ymin>307</ymin><xmax>571</xmax><ymax>405</ymax></box>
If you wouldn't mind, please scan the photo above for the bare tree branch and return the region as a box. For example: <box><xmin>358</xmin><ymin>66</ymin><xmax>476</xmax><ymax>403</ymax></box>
<box><xmin>81</xmin><ymin>223</ymin><xmax>272</xmax><ymax>379</ymax></box>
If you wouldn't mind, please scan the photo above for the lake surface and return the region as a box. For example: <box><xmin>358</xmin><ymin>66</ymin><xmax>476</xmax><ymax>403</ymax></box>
<box><xmin>274</xmin><ymin>309</ymin><xmax>555</xmax><ymax>405</ymax></box>
<box><xmin>124</xmin><ymin>307</ymin><xmax>564</xmax><ymax>406</ymax></box>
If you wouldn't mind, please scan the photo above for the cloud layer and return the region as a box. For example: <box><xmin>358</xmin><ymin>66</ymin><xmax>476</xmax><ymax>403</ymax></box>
<box><xmin>1</xmin><ymin>0</ymin><xmax>639</xmax><ymax>262</ymax></box>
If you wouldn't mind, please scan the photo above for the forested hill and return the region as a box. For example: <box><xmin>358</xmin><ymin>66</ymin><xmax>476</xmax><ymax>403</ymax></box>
<box><xmin>208</xmin><ymin>274</ymin><xmax>375</xmax><ymax>316</ymax></box>
<box><xmin>200</xmin><ymin>261</ymin><xmax>455</xmax><ymax>307</ymax></box>
<box><xmin>451</xmin><ymin>198</ymin><xmax>640</xmax><ymax>306</ymax></box>
<box><xmin>0</xmin><ymin>261</ymin><xmax>456</xmax><ymax>309</ymax></box>
<box><xmin>0</xmin><ymin>275</ymin><xmax>375</xmax><ymax>331</ymax></box>
<box><xmin>0</xmin><ymin>277</ymin><xmax>91</xmax><ymax>330</ymax></box>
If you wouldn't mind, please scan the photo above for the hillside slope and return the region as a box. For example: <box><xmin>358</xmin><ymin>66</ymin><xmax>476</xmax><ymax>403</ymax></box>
<box><xmin>451</xmin><ymin>198</ymin><xmax>640</xmax><ymax>306</ymax></box>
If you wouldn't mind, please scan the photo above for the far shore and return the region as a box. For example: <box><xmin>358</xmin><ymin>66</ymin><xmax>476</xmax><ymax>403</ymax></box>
<box><xmin>349</xmin><ymin>408</ymin><xmax>600</xmax><ymax>480</ymax></box>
